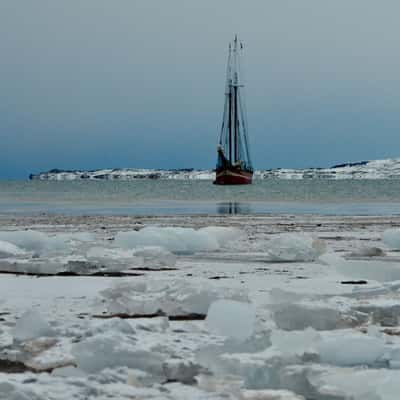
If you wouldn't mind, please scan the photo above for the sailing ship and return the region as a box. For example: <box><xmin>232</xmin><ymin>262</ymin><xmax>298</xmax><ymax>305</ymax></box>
<box><xmin>214</xmin><ymin>35</ymin><xmax>253</xmax><ymax>185</ymax></box>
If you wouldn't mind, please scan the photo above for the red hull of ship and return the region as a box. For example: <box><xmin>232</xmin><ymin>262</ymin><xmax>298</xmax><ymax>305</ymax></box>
<box><xmin>213</xmin><ymin>168</ymin><xmax>253</xmax><ymax>185</ymax></box>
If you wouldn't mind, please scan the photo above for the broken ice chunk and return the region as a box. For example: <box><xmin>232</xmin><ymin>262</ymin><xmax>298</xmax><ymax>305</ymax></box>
<box><xmin>0</xmin><ymin>230</ymin><xmax>94</xmax><ymax>257</ymax></box>
<box><xmin>13</xmin><ymin>310</ymin><xmax>55</xmax><ymax>342</ymax></box>
<box><xmin>383</xmin><ymin>228</ymin><xmax>400</xmax><ymax>249</ymax></box>
<box><xmin>270</xmin><ymin>328</ymin><xmax>320</xmax><ymax>359</ymax></box>
<box><xmin>240</xmin><ymin>389</ymin><xmax>305</xmax><ymax>400</ymax></box>
<box><xmin>1</xmin><ymin>256</ymin><xmax>108</xmax><ymax>276</ymax></box>
<box><xmin>163</xmin><ymin>359</ymin><xmax>204</xmax><ymax>384</ymax></box>
<box><xmin>114</xmin><ymin>226</ymin><xmax>241</xmax><ymax>253</ymax></box>
<box><xmin>72</xmin><ymin>334</ymin><xmax>165</xmax><ymax>375</ymax></box>
<box><xmin>317</xmin><ymin>332</ymin><xmax>386</xmax><ymax>367</ymax></box>
<box><xmin>115</xmin><ymin>226</ymin><xmax>215</xmax><ymax>253</ymax></box>
<box><xmin>266</xmin><ymin>233</ymin><xmax>325</xmax><ymax>262</ymax></box>
<box><xmin>85</xmin><ymin>318</ymin><xmax>136</xmax><ymax>338</ymax></box>
<box><xmin>272</xmin><ymin>303</ymin><xmax>363</xmax><ymax>331</ymax></box>
<box><xmin>57</xmin><ymin>232</ymin><xmax>94</xmax><ymax>243</ymax></box>
<box><xmin>0</xmin><ymin>230</ymin><xmax>66</xmax><ymax>255</ymax></box>
<box><xmin>133</xmin><ymin>246</ymin><xmax>177</xmax><ymax>268</ymax></box>
<box><xmin>86</xmin><ymin>246</ymin><xmax>136</xmax><ymax>261</ymax></box>
<box><xmin>320</xmin><ymin>253</ymin><xmax>400</xmax><ymax>282</ymax></box>
<box><xmin>0</xmin><ymin>240</ymin><xmax>25</xmax><ymax>258</ymax></box>
<box><xmin>305</xmin><ymin>366</ymin><xmax>400</xmax><ymax>400</ymax></box>
<box><xmin>196</xmin><ymin>374</ymin><xmax>244</xmax><ymax>395</ymax></box>
<box><xmin>348</xmin><ymin>246</ymin><xmax>385</xmax><ymax>257</ymax></box>
<box><xmin>0</xmin><ymin>382</ymin><xmax>42</xmax><ymax>400</ymax></box>
<box><xmin>198</xmin><ymin>226</ymin><xmax>243</xmax><ymax>247</ymax></box>
<box><xmin>206</xmin><ymin>299</ymin><xmax>256</xmax><ymax>340</ymax></box>
<box><xmin>52</xmin><ymin>365</ymin><xmax>86</xmax><ymax>377</ymax></box>
<box><xmin>97</xmin><ymin>280</ymin><xmax>249</xmax><ymax>317</ymax></box>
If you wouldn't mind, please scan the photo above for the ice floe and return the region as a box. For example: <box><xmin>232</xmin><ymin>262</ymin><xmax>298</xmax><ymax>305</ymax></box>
<box><xmin>96</xmin><ymin>280</ymin><xmax>249</xmax><ymax>317</ymax></box>
<box><xmin>265</xmin><ymin>233</ymin><xmax>325</xmax><ymax>262</ymax></box>
<box><xmin>383</xmin><ymin>228</ymin><xmax>400</xmax><ymax>249</ymax></box>
<box><xmin>133</xmin><ymin>246</ymin><xmax>177</xmax><ymax>268</ymax></box>
<box><xmin>13</xmin><ymin>310</ymin><xmax>55</xmax><ymax>342</ymax></box>
<box><xmin>240</xmin><ymin>389</ymin><xmax>305</xmax><ymax>400</ymax></box>
<box><xmin>269</xmin><ymin>328</ymin><xmax>320</xmax><ymax>361</ymax></box>
<box><xmin>307</xmin><ymin>367</ymin><xmax>400</xmax><ymax>400</ymax></box>
<box><xmin>348</xmin><ymin>246</ymin><xmax>385</xmax><ymax>257</ymax></box>
<box><xmin>85</xmin><ymin>246</ymin><xmax>135</xmax><ymax>260</ymax></box>
<box><xmin>0</xmin><ymin>256</ymin><xmax>121</xmax><ymax>276</ymax></box>
<box><xmin>163</xmin><ymin>359</ymin><xmax>204</xmax><ymax>384</ymax></box>
<box><xmin>206</xmin><ymin>300</ymin><xmax>256</xmax><ymax>340</ymax></box>
<box><xmin>0</xmin><ymin>230</ymin><xmax>94</xmax><ymax>256</ymax></box>
<box><xmin>82</xmin><ymin>318</ymin><xmax>136</xmax><ymax>338</ymax></box>
<box><xmin>86</xmin><ymin>245</ymin><xmax>177</xmax><ymax>269</ymax></box>
<box><xmin>0</xmin><ymin>230</ymin><xmax>66</xmax><ymax>255</ymax></box>
<box><xmin>114</xmin><ymin>226</ymin><xmax>242</xmax><ymax>253</ymax></box>
<box><xmin>0</xmin><ymin>381</ymin><xmax>42</xmax><ymax>400</ymax></box>
<box><xmin>0</xmin><ymin>246</ymin><xmax>176</xmax><ymax>275</ymax></box>
<box><xmin>321</xmin><ymin>253</ymin><xmax>400</xmax><ymax>282</ymax></box>
<box><xmin>0</xmin><ymin>240</ymin><xmax>25</xmax><ymax>258</ymax></box>
<box><xmin>72</xmin><ymin>334</ymin><xmax>166</xmax><ymax>375</ymax></box>
<box><xmin>271</xmin><ymin>302</ymin><xmax>363</xmax><ymax>331</ymax></box>
<box><xmin>316</xmin><ymin>330</ymin><xmax>387</xmax><ymax>367</ymax></box>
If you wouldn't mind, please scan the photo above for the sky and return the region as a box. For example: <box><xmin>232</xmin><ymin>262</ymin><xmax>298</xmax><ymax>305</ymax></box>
<box><xmin>1</xmin><ymin>1</ymin><xmax>400</xmax><ymax>179</ymax></box>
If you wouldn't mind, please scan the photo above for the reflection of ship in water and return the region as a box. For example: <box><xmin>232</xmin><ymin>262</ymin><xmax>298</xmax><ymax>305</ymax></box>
<box><xmin>217</xmin><ymin>202</ymin><xmax>251</xmax><ymax>215</ymax></box>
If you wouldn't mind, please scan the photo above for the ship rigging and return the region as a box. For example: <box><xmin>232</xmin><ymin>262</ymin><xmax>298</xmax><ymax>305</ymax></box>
<box><xmin>214</xmin><ymin>35</ymin><xmax>253</xmax><ymax>185</ymax></box>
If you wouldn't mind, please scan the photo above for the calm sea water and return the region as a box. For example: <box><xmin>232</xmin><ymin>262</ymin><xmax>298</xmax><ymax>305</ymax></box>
<box><xmin>1</xmin><ymin>179</ymin><xmax>400</xmax><ymax>215</ymax></box>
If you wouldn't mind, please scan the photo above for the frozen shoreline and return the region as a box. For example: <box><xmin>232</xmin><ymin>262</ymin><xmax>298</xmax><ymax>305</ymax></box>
<box><xmin>29</xmin><ymin>158</ymin><xmax>400</xmax><ymax>180</ymax></box>
<box><xmin>1</xmin><ymin>213</ymin><xmax>400</xmax><ymax>399</ymax></box>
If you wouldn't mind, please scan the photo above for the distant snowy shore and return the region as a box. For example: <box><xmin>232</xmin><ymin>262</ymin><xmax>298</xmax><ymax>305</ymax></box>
<box><xmin>29</xmin><ymin>158</ymin><xmax>400</xmax><ymax>180</ymax></box>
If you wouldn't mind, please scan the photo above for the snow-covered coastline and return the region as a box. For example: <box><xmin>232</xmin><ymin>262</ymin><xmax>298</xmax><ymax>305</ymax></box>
<box><xmin>29</xmin><ymin>158</ymin><xmax>400</xmax><ymax>180</ymax></box>
<box><xmin>29</xmin><ymin>168</ymin><xmax>215</xmax><ymax>181</ymax></box>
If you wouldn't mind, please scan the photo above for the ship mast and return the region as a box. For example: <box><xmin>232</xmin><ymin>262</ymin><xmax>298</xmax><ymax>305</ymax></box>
<box><xmin>233</xmin><ymin>35</ymin><xmax>239</xmax><ymax>163</ymax></box>
<box><xmin>228</xmin><ymin>44</ymin><xmax>232</xmax><ymax>163</ymax></box>
<box><xmin>217</xmin><ymin>35</ymin><xmax>253</xmax><ymax>171</ymax></box>
<box><xmin>215</xmin><ymin>35</ymin><xmax>254</xmax><ymax>184</ymax></box>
